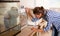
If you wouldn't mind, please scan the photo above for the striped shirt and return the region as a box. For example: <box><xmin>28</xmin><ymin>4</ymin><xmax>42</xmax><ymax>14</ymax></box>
<box><xmin>32</xmin><ymin>10</ymin><xmax>60</xmax><ymax>32</ymax></box>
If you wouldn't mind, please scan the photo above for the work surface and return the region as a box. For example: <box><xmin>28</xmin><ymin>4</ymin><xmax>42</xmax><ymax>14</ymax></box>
<box><xmin>16</xmin><ymin>26</ymin><xmax>52</xmax><ymax>36</ymax></box>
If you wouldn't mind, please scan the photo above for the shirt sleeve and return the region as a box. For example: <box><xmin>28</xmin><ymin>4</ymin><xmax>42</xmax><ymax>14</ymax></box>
<box><xmin>32</xmin><ymin>18</ymin><xmax>39</xmax><ymax>22</ymax></box>
<box><xmin>44</xmin><ymin>16</ymin><xmax>52</xmax><ymax>32</ymax></box>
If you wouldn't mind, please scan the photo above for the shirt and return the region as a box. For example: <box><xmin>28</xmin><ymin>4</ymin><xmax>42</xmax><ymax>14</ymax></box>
<box><xmin>32</xmin><ymin>10</ymin><xmax>60</xmax><ymax>32</ymax></box>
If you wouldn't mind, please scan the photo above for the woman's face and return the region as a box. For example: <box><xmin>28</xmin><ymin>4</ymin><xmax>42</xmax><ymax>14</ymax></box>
<box><xmin>35</xmin><ymin>13</ymin><xmax>43</xmax><ymax>19</ymax></box>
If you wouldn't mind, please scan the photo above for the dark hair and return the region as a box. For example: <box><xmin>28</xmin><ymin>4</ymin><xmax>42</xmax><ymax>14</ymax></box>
<box><xmin>33</xmin><ymin>6</ymin><xmax>44</xmax><ymax>15</ymax></box>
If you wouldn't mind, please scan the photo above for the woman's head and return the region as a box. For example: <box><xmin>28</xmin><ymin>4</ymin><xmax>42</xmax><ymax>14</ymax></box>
<box><xmin>33</xmin><ymin>6</ymin><xmax>44</xmax><ymax>19</ymax></box>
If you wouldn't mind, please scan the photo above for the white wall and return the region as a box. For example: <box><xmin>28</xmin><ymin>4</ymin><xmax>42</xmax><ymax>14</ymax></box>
<box><xmin>20</xmin><ymin>0</ymin><xmax>43</xmax><ymax>8</ymax></box>
<box><xmin>20</xmin><ymin>0</ymin><xmax>35</xmax><ymax>8</ymax></box>
<box><xmin>20</xmin><ymin>0</ymin><xmax>60</xmax><ymax>9</ymax></box>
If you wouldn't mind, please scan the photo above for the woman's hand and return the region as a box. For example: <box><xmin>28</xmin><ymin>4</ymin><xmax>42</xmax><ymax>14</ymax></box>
<box><xmin>31</xmin><ymin>27</ymin><xmax>44</xmax><ymax>32</ymax></box>
<box><xmin>25</xmin><ymin>8</ymin><xmax>31</xmax><ymax>13</ymax></box>
<box><xmin>38</xmin><ymin>29</ymin><xmax>44</xmax><ymax>32</ymax></box>
<box><xmin>31</xmin><ymin>27</ymin><xmax>37</xmax><ymax>32</ymax></box>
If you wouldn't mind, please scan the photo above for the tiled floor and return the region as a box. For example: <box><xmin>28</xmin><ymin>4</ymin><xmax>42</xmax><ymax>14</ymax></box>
<box><xmin>16</xmin><ymin>26</ymin><xmax>52</xmax><ymax>36</ymax></box>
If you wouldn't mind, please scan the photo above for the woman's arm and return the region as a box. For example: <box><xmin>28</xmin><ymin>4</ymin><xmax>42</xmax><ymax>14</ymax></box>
<box><xmin>25</xmin><ymin>8</ymin><xmax>35</xmax><ymax>19</ymax></box>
